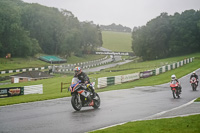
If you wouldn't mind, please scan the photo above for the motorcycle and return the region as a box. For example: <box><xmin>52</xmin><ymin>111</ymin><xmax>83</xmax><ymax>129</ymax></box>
<box><xmin>170</xmin><ymin>79</ymin><xmax>181</xmax><ymax>99</ymax></box>
<box><xmin>69</xmin><ymin>77</ymin><xmax>100</xmax><ymax>111</ymax></box>
<box><xmin>190</xmin><ymin>77</ymin><xmax>198</xmax><ymax>91</ymax></box>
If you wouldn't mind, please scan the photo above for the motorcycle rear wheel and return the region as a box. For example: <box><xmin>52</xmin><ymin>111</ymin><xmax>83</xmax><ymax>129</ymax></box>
<box><xmin>92</xmin><ymin>93</ymin><xmax>100</xmax><ymax>109</ymax></box>
<box><xmin>71</xmin><ymin>94</ymin><xmax>82</xmax><ymax>111</ymax></box>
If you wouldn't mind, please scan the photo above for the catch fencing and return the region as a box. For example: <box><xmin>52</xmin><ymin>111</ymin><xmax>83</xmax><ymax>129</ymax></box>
<box><xmin>97</xmin><ymin>57</ymin><xmax>194</xmax><ymax>88</ymax></box>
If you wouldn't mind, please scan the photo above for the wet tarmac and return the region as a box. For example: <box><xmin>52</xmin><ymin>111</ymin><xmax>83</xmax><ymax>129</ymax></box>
<box><xmin>0</xmin><ymin>69</ymin><xmax>199</xmax><ymax>133</ymax></box>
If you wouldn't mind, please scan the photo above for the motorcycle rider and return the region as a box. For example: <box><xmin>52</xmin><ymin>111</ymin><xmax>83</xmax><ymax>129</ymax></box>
<box><xmin>190</xmin><ymin>71</ymin><xmax>199</xmax><ymax>86</ymax></box>
<box><xmin>171</xmin><ymin>74</ymin><xmax>182</xmax><ymax>93</ymax></box>
<box><xmin>74</xmin><ymin>66</ymin><xmax>97</xmax><ymax>98</ymax></box>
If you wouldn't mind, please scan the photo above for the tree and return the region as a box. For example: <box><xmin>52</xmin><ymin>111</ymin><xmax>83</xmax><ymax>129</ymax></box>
<box><xmin>0</xmin><ymin>0</ymin><xmax>103</xmax><ymax>58</ymax></box>
<box><xmin>0</xmin><ymin>0</ymin><xmax>39</xmax><ymax>57</ymax></box>
<box><xmin>132</xmin><ymin>10</ymin><xmax>200</xmax><ymax>60</ymax></box>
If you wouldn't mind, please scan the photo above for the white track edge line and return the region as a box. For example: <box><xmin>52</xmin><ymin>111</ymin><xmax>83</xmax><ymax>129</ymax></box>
<box><xmin>88</xmin><ymin>98</ymin><xmax>198</xmax><ymax>133</ymax></box>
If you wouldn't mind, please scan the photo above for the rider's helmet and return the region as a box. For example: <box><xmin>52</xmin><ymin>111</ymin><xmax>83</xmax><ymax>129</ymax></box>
<box><xmin>171</xmin><ymin>74</ymin><xmax>176</xmax><ymax>79</ymax></box>
<box><xmin>74</xmin><ymin>67</ymin><xmax>82</xmax><ymax>76</ymax></box>
<box><xmin>193</xmin><ymin>71</ymin><xmax>196</xmax><ymax>75</ymax></box>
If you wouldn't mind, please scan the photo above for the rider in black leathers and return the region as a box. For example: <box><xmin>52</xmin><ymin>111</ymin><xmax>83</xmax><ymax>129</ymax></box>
<box><xmin>190</xmin><ymin>71</ymin><xmax>199</xmax><ymax>86</ymax></box>
<box><xmin>74</xmin><ymin>67</ymin><xmax>96</xmax><ymax>98</ymax></box>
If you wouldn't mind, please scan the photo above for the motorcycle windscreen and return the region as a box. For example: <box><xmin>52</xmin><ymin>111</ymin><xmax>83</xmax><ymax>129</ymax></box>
<box><xmin>171</xmin><ymin>80</ymin><xmax>177</xmax><ymax>85</ymax></box>
<box><xmin>170</xmin><ymin>80</ymin><xmax>178</xmax><ymax>88</ymax></box>
<box><xmin>71</xmin><ymin>77</ymin><xmax>79</xmax><ymax>87</ymax></box>
<box><xmin>191</xmin><ymin>77</ymin><xmax>196</xmax><ymax>81</ymax></box>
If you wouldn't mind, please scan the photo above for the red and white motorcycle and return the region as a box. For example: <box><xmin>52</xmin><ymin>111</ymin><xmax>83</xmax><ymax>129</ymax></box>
<box><xmin>190</xmin><ymin>77</ymin><xmax>198</xmax><ymax>91</ymax></box>
<box><xmin>170</xmin><ymin>79</ymin><xmax>181</xmax><ymax>99</ymax></box>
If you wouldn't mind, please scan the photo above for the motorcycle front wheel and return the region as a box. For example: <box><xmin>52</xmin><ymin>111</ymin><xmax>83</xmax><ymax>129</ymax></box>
<box><xmin>172</xmin><ymin>90</ymin><xmax>180</xmax><ymax>99</ymax></box>
<box><xmin>192</xmin><ymin>84</ymin><xmax>197</xmax><ymax>91</ymax></box>
<box><xmin>71</xmin><ymin>94</ymin><xmax>82</xmax><ymax>111</ymax></box>
<box><xmin>93</xmin><ymin>93</ymin><xmax>100</xmax><ymax>109</ymax></box>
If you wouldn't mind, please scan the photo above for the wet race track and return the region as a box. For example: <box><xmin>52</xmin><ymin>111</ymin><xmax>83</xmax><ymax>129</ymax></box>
<box><xmin>0</xmin><ymin>69</ymin><xmax>200</xmax><ymax>133</ymax></box>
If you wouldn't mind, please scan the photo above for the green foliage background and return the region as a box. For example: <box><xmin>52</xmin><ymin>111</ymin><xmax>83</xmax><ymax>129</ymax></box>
<box><xmin>0</xmin><ymin>0</ymin><xmax>102</xmax><ymax>58</ymax></box>
<box><xmin>132</xmin><ymin>11</ymin><xmax>200</xmax><ymax>60</ymax></box>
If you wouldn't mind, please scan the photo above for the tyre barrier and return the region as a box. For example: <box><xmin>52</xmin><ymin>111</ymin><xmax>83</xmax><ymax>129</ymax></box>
<box><xmin>0</xmin><ymin>66</ymin><xmax>48</xmax><ymax>75</ymax></box>
<box><xmin>53</xmin><ymin>56</ymin><xmax>115</xmax><ymax>73</ymax></box>
<box><xmin>0</xmin><ymin>56</ymin><xmax>109</xmax><ymax>75</ymax></box>
<box><xmin>97</xmin><ymin>57</ymin><xmax>194</xmax><ymax>88</ymax></box>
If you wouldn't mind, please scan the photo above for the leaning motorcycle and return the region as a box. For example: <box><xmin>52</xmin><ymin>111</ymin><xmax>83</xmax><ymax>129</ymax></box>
<box><xmin>170</xmin><ymin>79</ymin><xmax>181</xmax><ymax>99</ymax></box>
<box><xmin>69</xmin><ymin>77</ymin><xmax>100</xmax><ymax>111</ymax></box>
<box><xmin>190</xmin><ymin>77</ymin><xmax>198</xmax><ymax>91</ymax></box>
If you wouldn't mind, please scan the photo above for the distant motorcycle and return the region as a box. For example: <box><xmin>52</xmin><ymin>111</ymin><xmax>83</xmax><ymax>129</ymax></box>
<box><xmin>170</xmin><ymin>79</ymin><xmax>180</xmax><ymax>99</ymax></box>
<box><xmin>69</xmin><ymin>77</ymin><xmax>100</xmax><ymax>111</ymax></box>
<box><xmin>190</xmin><ymin>77</ymin><xmax>198</xmax><ymax>91</ymax></box>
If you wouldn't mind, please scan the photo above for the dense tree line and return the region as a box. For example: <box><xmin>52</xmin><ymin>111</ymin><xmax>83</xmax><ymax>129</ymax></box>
<box><xmin>132</xmin><ymin>10</ymin><xmax>200</xmax><ymax>60</ymax></box>
<box><xmin>0</xmin><ymin>0</ymin><xmax>102</xmax><ymax>58</ymax></box>
<box><xmin>100</xmin><ymin>23</ymin><xmax>131</xmax><ymax>33</ymax></box>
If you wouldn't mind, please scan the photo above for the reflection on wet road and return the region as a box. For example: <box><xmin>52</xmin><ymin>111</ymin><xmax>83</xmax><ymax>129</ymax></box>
<box><xmin>0</xmin><ymin>70</ymin><xmax>199</xmax><ymax>133</ymax></box>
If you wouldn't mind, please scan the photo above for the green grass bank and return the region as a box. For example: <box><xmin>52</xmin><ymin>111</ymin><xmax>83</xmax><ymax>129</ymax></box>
<box><xmin>102</xmin><ymin>31</ymin><xmax>132</xmax><ymax>52</ymax></box>
<box><xmin>0</xmin><ymin>53</ymin><xmax>200</xmax><ymax>106</ymax></box>
<box><xmin>90</xmin><ymin>114</ymin><xmax>200</xmax><ymax>133</ymax></box>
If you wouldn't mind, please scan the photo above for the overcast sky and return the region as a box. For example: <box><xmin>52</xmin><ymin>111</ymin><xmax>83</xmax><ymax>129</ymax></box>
<box><xmin>22</xmin><ymin>0</ymin><xmax>200</xmax><ymax>28</ymax></box>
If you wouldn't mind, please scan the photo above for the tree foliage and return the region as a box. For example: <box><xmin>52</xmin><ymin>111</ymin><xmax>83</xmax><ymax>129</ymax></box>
<box><xmin>132</xmin><ymin>10</ymin><xmax>200</xmax><ymax>60</ymax></box>
<box><xmin>0</xmin><ymin>0</ymin><xmax>40</xmax><ymax>57</ymax></box>
<box><xmin>0</xmin><ymin>0</ymin><xmax>102</xmax><ymax>58</ymax></box>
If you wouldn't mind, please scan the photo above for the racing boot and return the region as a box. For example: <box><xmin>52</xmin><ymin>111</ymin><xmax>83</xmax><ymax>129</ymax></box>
<box><xmin>89</xmin><ymin>100</ymin><xmax>94</xmax><ymax>106</ymax></box>
<box><xmin>89</xmin><ymin>85</ymin><xmax>97</xmax><ymax>99</ymax></box>
<box><xmin>179</xmin><ymin>86</ymin><xmax>182</xmax><ymax>94</ymax></box>
<box><xmin>84</xmin><ymin>95</ymin><xmax>92</xmax><ymax>106</ymax></box>
<box><xmin>92</xmin><ymin>90</ymin><xmax>96</xmax><ymax>98</ymax></box>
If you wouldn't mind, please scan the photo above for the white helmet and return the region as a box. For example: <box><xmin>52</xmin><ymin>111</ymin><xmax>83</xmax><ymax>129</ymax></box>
<box><xmin>193</xmin><ymin>71</ymin><xmax>196</xmax><ymax>74</ymax></box>
<box><xmin>171</xmin><ymin>74</ymin><xmax>176</xmax><ymax>79</ymax></box>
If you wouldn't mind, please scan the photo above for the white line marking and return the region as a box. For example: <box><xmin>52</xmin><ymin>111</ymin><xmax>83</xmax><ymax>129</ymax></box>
<box><xmin>145</xmin><ymin>98</ymin><xmax>196</xmax><ymax>119</ymax></box>
<box><xmin>88</xmin><ymin>98</ymin><xmax>199</xmax><ymax>133</ymax></box>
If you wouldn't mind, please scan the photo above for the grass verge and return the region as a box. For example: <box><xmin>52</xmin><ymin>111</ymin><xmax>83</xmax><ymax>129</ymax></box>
<box><xmin>90</xmin><ymin>114</ymin><xmax>200</xmax><ymax>133</ymax></box>
<box><xmin>195</xmin><ymin>98</ymin><xmax>200</xmax><ymax>102</ymax></box>
<box><xmin>0</xmin><ymin>53</ymin><xmax>199</xmax><ymax>106</ymax></box>
<box><xmin>0</xmin><ymin>55</ymin><xmax>106</xmax><ymax>71</ymax></box>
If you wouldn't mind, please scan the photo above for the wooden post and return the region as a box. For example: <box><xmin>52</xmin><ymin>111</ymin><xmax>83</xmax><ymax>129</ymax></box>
<box><xmin>61</xmin><ymin>82</ymin><xmax>63</xmax><ymax>92</ymax></box>
<box><xmin>61</xmin><ymin>82</ymin><xmax>70</xmax><ymax>92</ymax></box>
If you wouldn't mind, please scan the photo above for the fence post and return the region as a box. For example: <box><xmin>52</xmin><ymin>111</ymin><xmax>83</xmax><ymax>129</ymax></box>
<box><xmin>61</xmin><ymin>82</ymin><xmax>63</xmax><ymax>92</ymax></box>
